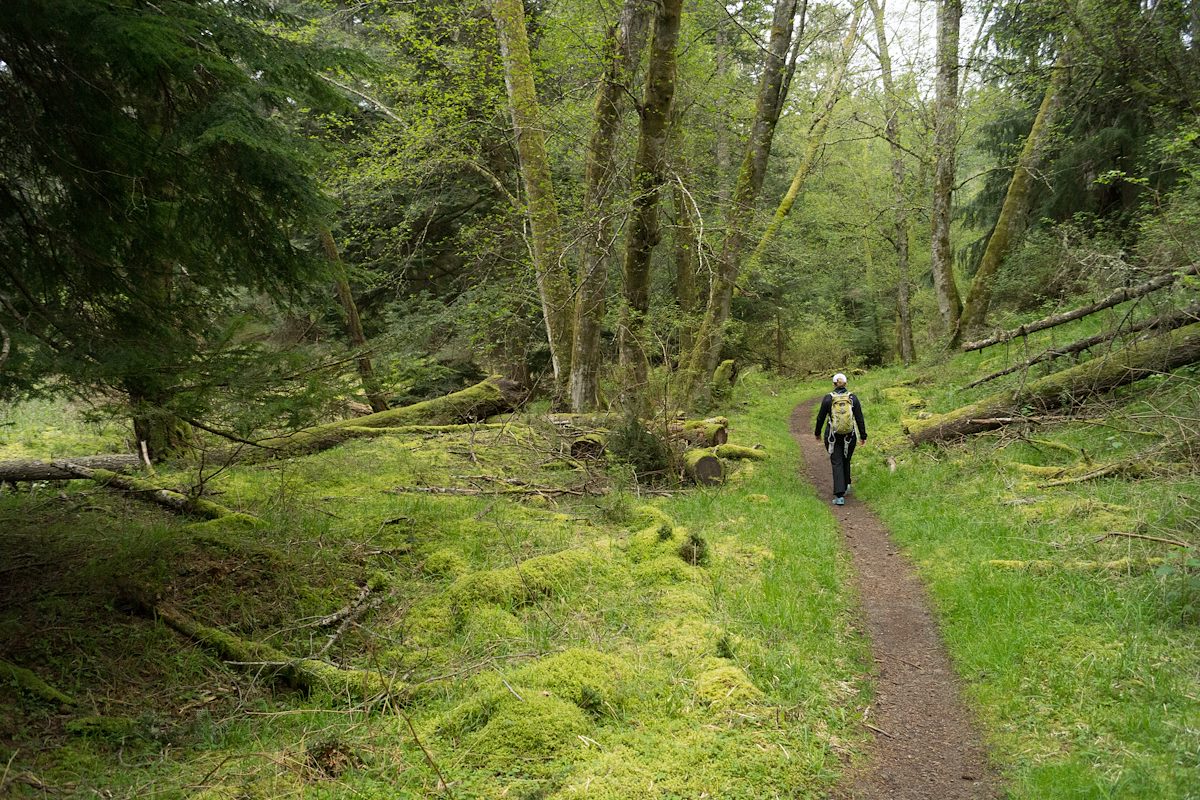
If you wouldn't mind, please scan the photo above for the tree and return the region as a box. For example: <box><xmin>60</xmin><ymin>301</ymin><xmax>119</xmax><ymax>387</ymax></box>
<box><xmin>956</xmin><ymin>52</ymin><xmax>1069</xmax><ymax>340</ymax></box>
<box><xmin>490</xmin><ymin>0</ymin><xmax>573</xmax><ymax>398</ymax></box>
<box><xmin>680</xmin><ymin>0</ymin><xmax>803</xmax><ymax>404</ymax></box>
<box><xmin>929</xmin><ymin>0</ymin><xmax>965</xmax><ymax>334</ymax></box>
<box><xmin>867</xmin><ymin>0</ymin><xmax>915</xmax><ymax>363</ymax></box>
<box><xmin>569</xmin><ymin>0</ymin><xmax>652</xmax><ymax>412</ymax></box>
<box><xmin>618</xmin><ymin>0</ymin><xmax>684</xmax><ymax>396</ymax></box>
<box><xmin>0</xmin><ymin>0</ymin><xmax>340</xmax><ymax>458</ymax></box>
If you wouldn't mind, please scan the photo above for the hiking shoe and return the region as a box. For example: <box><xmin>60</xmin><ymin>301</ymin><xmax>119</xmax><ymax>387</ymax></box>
<box><xmin>845</xmin><ymin>483</ymin><xmax>853</xmax><ymax>495</ymax></box>
<box><xmin>833</xmin><ymin>496</ymin><xmax>845</xmax><ymax>506</ymax></box>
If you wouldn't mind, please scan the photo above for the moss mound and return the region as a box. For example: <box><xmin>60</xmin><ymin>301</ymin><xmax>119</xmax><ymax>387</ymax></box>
<box><xmin>466</xmin><ymin>691</ymin><xmax>590</xmax><ymax>768</ymax></box>
<box><xmin>651</xmin><ymin>618</ymin><xmax>723</xmax><ymax>661</ymax></box>
<box><xmin>450</xmin><ymin>546</ymin><xmax>607</xmax><ymax>609</ymax></box>
<box><xmin>511</xmin><ymin>648</ymin><xmax>626</xmax><ymax>714</ymax></box>
<box><xmin>423</xmin><ymin>548</ymin><xmax>469</xmax><ymax>579</ymax></box>
<box><xmin>693</xmin><ymin>659</ymin><xmax>762</xmax><ymax>708</ymax></box>
<box><xmin>463</xmin><ymin>607</ymin><xmax>525</xmax><ymax>644</ymax></box>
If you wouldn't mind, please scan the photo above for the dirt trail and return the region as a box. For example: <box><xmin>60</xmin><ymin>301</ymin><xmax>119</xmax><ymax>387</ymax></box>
<box><xmin>791</xmin><ymin>398</ymin><xmax>1000</xmax><ymax>800</ymax></box>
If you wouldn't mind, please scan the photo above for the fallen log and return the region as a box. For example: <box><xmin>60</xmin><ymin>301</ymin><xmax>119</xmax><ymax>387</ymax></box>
<box><xmin>683</xmin><ymin>449</ymin><xmax>723</xmax><ymax>485</ymax></box>
<box><xmin>241</xmin><ymin>376</ymin><xmax>523</xmax><ymax>462</ymax></box>
<box><xmin>961</xmin><ymin>264</ymin><xmax>1198</xmax><ymax>352</ymax></box>
<box><xmin>60</xmin><ymin>464</ymin><xmax>260</xmax><ymax>523</ymax></box>
<box><xmin>910</xmin><ymin>322</ymin><xmax>1200</xmax><ymax>445</ymax></box>
<box><xmin>0</xmin><ymin>658</ymin><xmax>75</xmax><ymax>706</ymax></box>
<box><xmin>668</xmin><ymin>417</ymin><xmax>730</xmax><ymax>447</ymax></box>
<box><xmin>964</xmin><ymin>301</ymin><xmax>1200</xmax><ymax>389</ymax></box>
<box><xmin>0</xmin><ymin>454</ymin><xmax>142</xmax><ymax>482</ymax></box>
<box><xmin>148</xmin><ymin>602</ymin><xmax>394</xmax><ymax>701</ymax></box>
<box><xmin>570</xmin><ymin>432</ymin><xmax>607</xmax><ymax>459</ymax></box>
<box><xmin>714</xmin><ymin>444</ymin><xmax>767</xmax><ymax>460</ymax></box>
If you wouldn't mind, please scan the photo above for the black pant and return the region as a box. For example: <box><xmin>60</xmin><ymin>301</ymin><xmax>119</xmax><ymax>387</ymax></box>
<box><xmin>829</xmin><ymin>433</ymin><xmax>856</xmax><ymax>497</ymax></box>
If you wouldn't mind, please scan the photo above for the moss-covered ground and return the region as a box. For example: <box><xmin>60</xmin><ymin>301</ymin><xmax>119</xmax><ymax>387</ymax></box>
<box><xmin>3</xmin><ymin>302</ymin><xmax>1198</xmax><ymax>798</ymax></box>
<box><xmin>0</xmin><ymin>383</ymin><xmax>869</xmax><ymax>798</ymax></box>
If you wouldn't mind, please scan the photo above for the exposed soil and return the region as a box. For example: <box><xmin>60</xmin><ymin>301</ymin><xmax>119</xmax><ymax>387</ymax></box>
<box><xmin>791</xmin><ymin>398</ymin><xmax>1001</xmax><ymax>800</ymax></box>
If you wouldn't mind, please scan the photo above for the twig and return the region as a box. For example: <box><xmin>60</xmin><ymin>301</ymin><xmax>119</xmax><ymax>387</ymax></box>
<box><xmin>1093</xmin><ymin>531</ymin><xmax>1191</xmax><ymax>548</ymax></box>
<box><xmin>399</xmin><ymin>708</ymin><xmax>453</xmax><ymax>797</ymax></box>
<box><xmin>864</xmin><ymin>722</ymin><xmax>894</xmax><ymax>739</ymax></box>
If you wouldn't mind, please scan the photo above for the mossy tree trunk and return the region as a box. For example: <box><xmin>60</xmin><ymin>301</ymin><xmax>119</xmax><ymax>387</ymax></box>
<box><xmin>930</xmin><ymin>0</ymin><xmax>964</xmax><ymax>334</ymax></box>
<box><xmin>680</xmin><ymin>0</ymin><xmax>802</xmax><ymax>406</ymax></box>
<box><xmin>245</xmin><ymin>376</ymin><xmax>523</xmax><ymax>461</ymax></box>
<box><xmin>747</xmin><ymin>0</ymin><xmax>864</xmax><ymax>268</ymax></box>
<box><xmin>319</xmin><ymin>229</ymin><xmax>389</xmax><ymax>413</ymax></box>
<box><xmin>618</xmin><ymin>0</ymin><xmax>684</xmax><ymax>399</ymax></box>
<box><xmin>569</xmin><ymin>0</ymin><xmax>651</xmax><ymax>413</ymax></box>
<box><xmin>127</xmin><ymin>384</ymin><xmax>192</xmax><ymax>462</ymax></box>
<box><xmin>868</xmin><ymin>0</ymin><xmax>915</xmax><ymax>364</ymax></box>
<box><xmin>909</xmin><ymin>323</ymin><xmax>1200</xmax><ymax>444</ymax></box>
<box><xmin>954</xmin><ymin>52</ymin><xmax>1070</xmax><ymax>343</ymax></box>
<box><xmin>491</xmin><ymin>0</ymin><xmax>573</xmax><ymax>400</ymax></box>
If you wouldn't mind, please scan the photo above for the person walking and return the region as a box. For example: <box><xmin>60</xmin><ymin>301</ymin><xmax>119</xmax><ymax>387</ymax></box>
<box><xmin>813</xmin><ymin>372</ymin><xmax>867</xmax><ymax>505</ymax></box>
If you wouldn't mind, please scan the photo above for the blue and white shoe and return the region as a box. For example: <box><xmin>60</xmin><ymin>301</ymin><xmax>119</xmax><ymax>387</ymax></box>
<box><xmin>833</xmin><ymin>496</ymin><xmax>845</xmax><ymax>506</ymax></box>
<box><xmin>845</xmin><ymin>483</ymin><xmax>852</xmax><ymax>495</ymax></box>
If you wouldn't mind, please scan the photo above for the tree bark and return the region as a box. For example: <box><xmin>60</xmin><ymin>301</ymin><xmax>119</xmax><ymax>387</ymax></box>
<box><xmin>569</xmin><ymin>0</ymin><xmax>652</xmax><ymax>412</ymax></box>
<box><xmin>673</xmin><ymin>179</ymin><xmax>701</xmax><ymax>356</ymax></box>
<box><xmin>681</xmin><ymin>0</ymin><xmax>802</xmax><ymax>405</ymax></box>
<box><xmin>909</xmin><ymin>322</ymin><xmax>1200</xmax><ymax>444</ymax></box>
<box><xmin>0</xmin><ymin>455</ymin><xmax>142</xmax><ymax>482</ymax></box>
<box><xmin>618</xmin><ymin>0</ymin><xmax>684</xmax><ymax>398</ymax></box>
<box><xmin>961</xmin><ymin>263</ymin><xmax>1199</xmax><ymax>351</ymax></box>
<box><xmin>245</xmin><ymin>376</ymin><xmax>524</xmax><ymax>461</ymax></box>
<box><xmin>868</xmin><ymin>0</ymin><xmax>915</xmax><ymax>363</ymax></box>
<box><xmin>491</xmin><ymin>0</ymin><xmax>573</xmax><ymax>398</ymax></box>
<box><xmin>319</xmin><ymin>229</ymin><xmax>389</xmax><ymax>413</ymax></box>
<box><xmin>955</xmin><ymin>52</ymin><xmax>1070</xmax><ymax>342</ymax></box>
<box><xmin>748</xmin><ymin>0</ymin><xmax>864</xmax><ymax>267</ymax></box>
<box><xmin>930</xmin><ymin>0</ymin><xmax>964</xmax><ymax>333</ymax></box>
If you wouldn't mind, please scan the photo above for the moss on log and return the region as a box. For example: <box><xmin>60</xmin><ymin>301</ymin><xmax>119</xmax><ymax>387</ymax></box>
<box><xmin>683</xmin><ymin>449</ymin><xmax>723</xmax><ymax>485</ymax></box>
<box><xmin>248</xmin><ymin>377</ymin><xmax>523</xmax><ymax>461</ymax></box>
<box><xmin>63</xmin><ymin>465</ymin><xmax>260</xmax><ymax>523</ymax></box>
<box><xmin>570</xmin><ymin>432</ymin><xmax>607</xmax><ymax>459</ymax></box>
<box><xmin>0</xmin><ymin>455</ymin><xmax>142</xmax><ymax>482</ymax></box>
<box><xmin>0</xmin><ymin>658</ymin><xmax>75</xmax><ymax>706</ymax></box>
<box><xmin>152</xmin><ymin>603</ymin><xmax>394</xmax><ymax>701</ymax></box>
<box><xmin>910</xmin><ymin>323</ymin><xmax>1200</xmax><ymax>444</ymax></box>
<box><xmin>714</xmin><ymin>444</ymin><xmax>767</xmax><ymax>461</ymax></box>
<box><xmin>669</xmin><ymin>417</ymin><xmax>730</xmax><ymax>446</ymax></box>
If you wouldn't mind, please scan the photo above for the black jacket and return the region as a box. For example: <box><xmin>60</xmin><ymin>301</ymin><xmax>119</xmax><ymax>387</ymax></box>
<box><xmin>814</xmin><ymin>389</ymin><xmax>866</xmax><ymax>440</ymax></box>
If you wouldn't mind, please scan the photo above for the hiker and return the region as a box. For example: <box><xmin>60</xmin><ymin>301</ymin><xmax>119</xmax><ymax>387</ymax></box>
<box><xmin>813</xmin><ymin>372</ymin><xmax>867</xmax><ymax>506</ymax></box>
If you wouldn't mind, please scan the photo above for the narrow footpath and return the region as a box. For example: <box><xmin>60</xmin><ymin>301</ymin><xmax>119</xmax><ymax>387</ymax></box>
<box><xmin>791</xmin><ymin>399</ymin><xmax>1000</xmax><ymax>800</ymax></box>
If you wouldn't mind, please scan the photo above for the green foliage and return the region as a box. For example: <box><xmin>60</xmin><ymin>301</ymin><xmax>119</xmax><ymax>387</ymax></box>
<box><xmin>606</xmin><ymin>416</ymin><xmax>672</xmax><ymax>484</ymax></box>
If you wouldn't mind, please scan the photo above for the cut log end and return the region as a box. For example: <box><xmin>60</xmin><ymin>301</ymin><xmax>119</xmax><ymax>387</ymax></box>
<box><xmin>683</xmin><ymin>450</ymin><xmax>724</xmax><ymax>485</ymax></box>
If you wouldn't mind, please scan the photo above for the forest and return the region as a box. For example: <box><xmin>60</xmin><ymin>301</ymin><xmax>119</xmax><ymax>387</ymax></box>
<box><xmin>1</xmin><ymin>0</ymin><xmax>1198</xmax><ymax>797</ymax></box>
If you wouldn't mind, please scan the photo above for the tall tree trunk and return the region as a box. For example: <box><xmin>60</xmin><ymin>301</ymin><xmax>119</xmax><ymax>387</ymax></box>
<box><xmin>569</xmin><ymin>0</ymin><xmax>651</xmax><ymax>413</ymax></box>
<box><xmin>680</xmin><ymin>0</ymin><xmax>802</xmax><ymax>405</ymax></box>
<box><xmin>955</xmin><ymin>52</ymin><xmax>1069</xmax><ymax>342</ymax></box>
<box><xmin>868</xmin><ymin>0</ymin><xmax>914</xmax><ymax>363</ymax></box>
<box><xmin>930</xmin><ymin>0</ymin><xmax>964</xmax><ymax>333</ymax></box>
<box><xmin>673</xmin><ymin>178</ymin><xmax>700</xmax><ymax>356</ymax></box>
<box><xmin>618</xmin><ymin>0</ymin><xmax>684</xmax><ymax>398</ymax></box>
<box><xmin>491</xmin><ymin>0</ymin><xmax>573</xmax><ymax>399</ymax></box>
<box><xmin>127</xmin><ymin>384</ymin><xmax>192</xmax><ymax>462</ymax></box>
<box><xmin>319</xmin><ymin>229</ymin><xmax>389</xmax><ymax>413</ymax></box>
<box><xmin>748</xmin><ymin>0</ymin><xmax>863</xmax><ymax>268</ymax></box>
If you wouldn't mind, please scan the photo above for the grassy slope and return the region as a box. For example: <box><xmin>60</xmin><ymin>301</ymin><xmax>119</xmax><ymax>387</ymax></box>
<box><xmin>848</xmin><ymin>308</ymin><xmax>1200</xmax><ymax>798</ymax></box>
<box><xmin>0</xmin><ymin>380</ymin><xmax>869</xmax><ymax>799</ymax></box>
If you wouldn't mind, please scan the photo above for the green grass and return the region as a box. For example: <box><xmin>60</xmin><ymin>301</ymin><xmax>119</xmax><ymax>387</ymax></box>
<box><xmin>0</xmin><ymin>384</ymin><xmax>869</xmax><ymax>799</ymax></box>
<box><xmin>850</xmin><ymin>351</ymin><xmax>1200</xmax><ymax>798</ymax></box>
